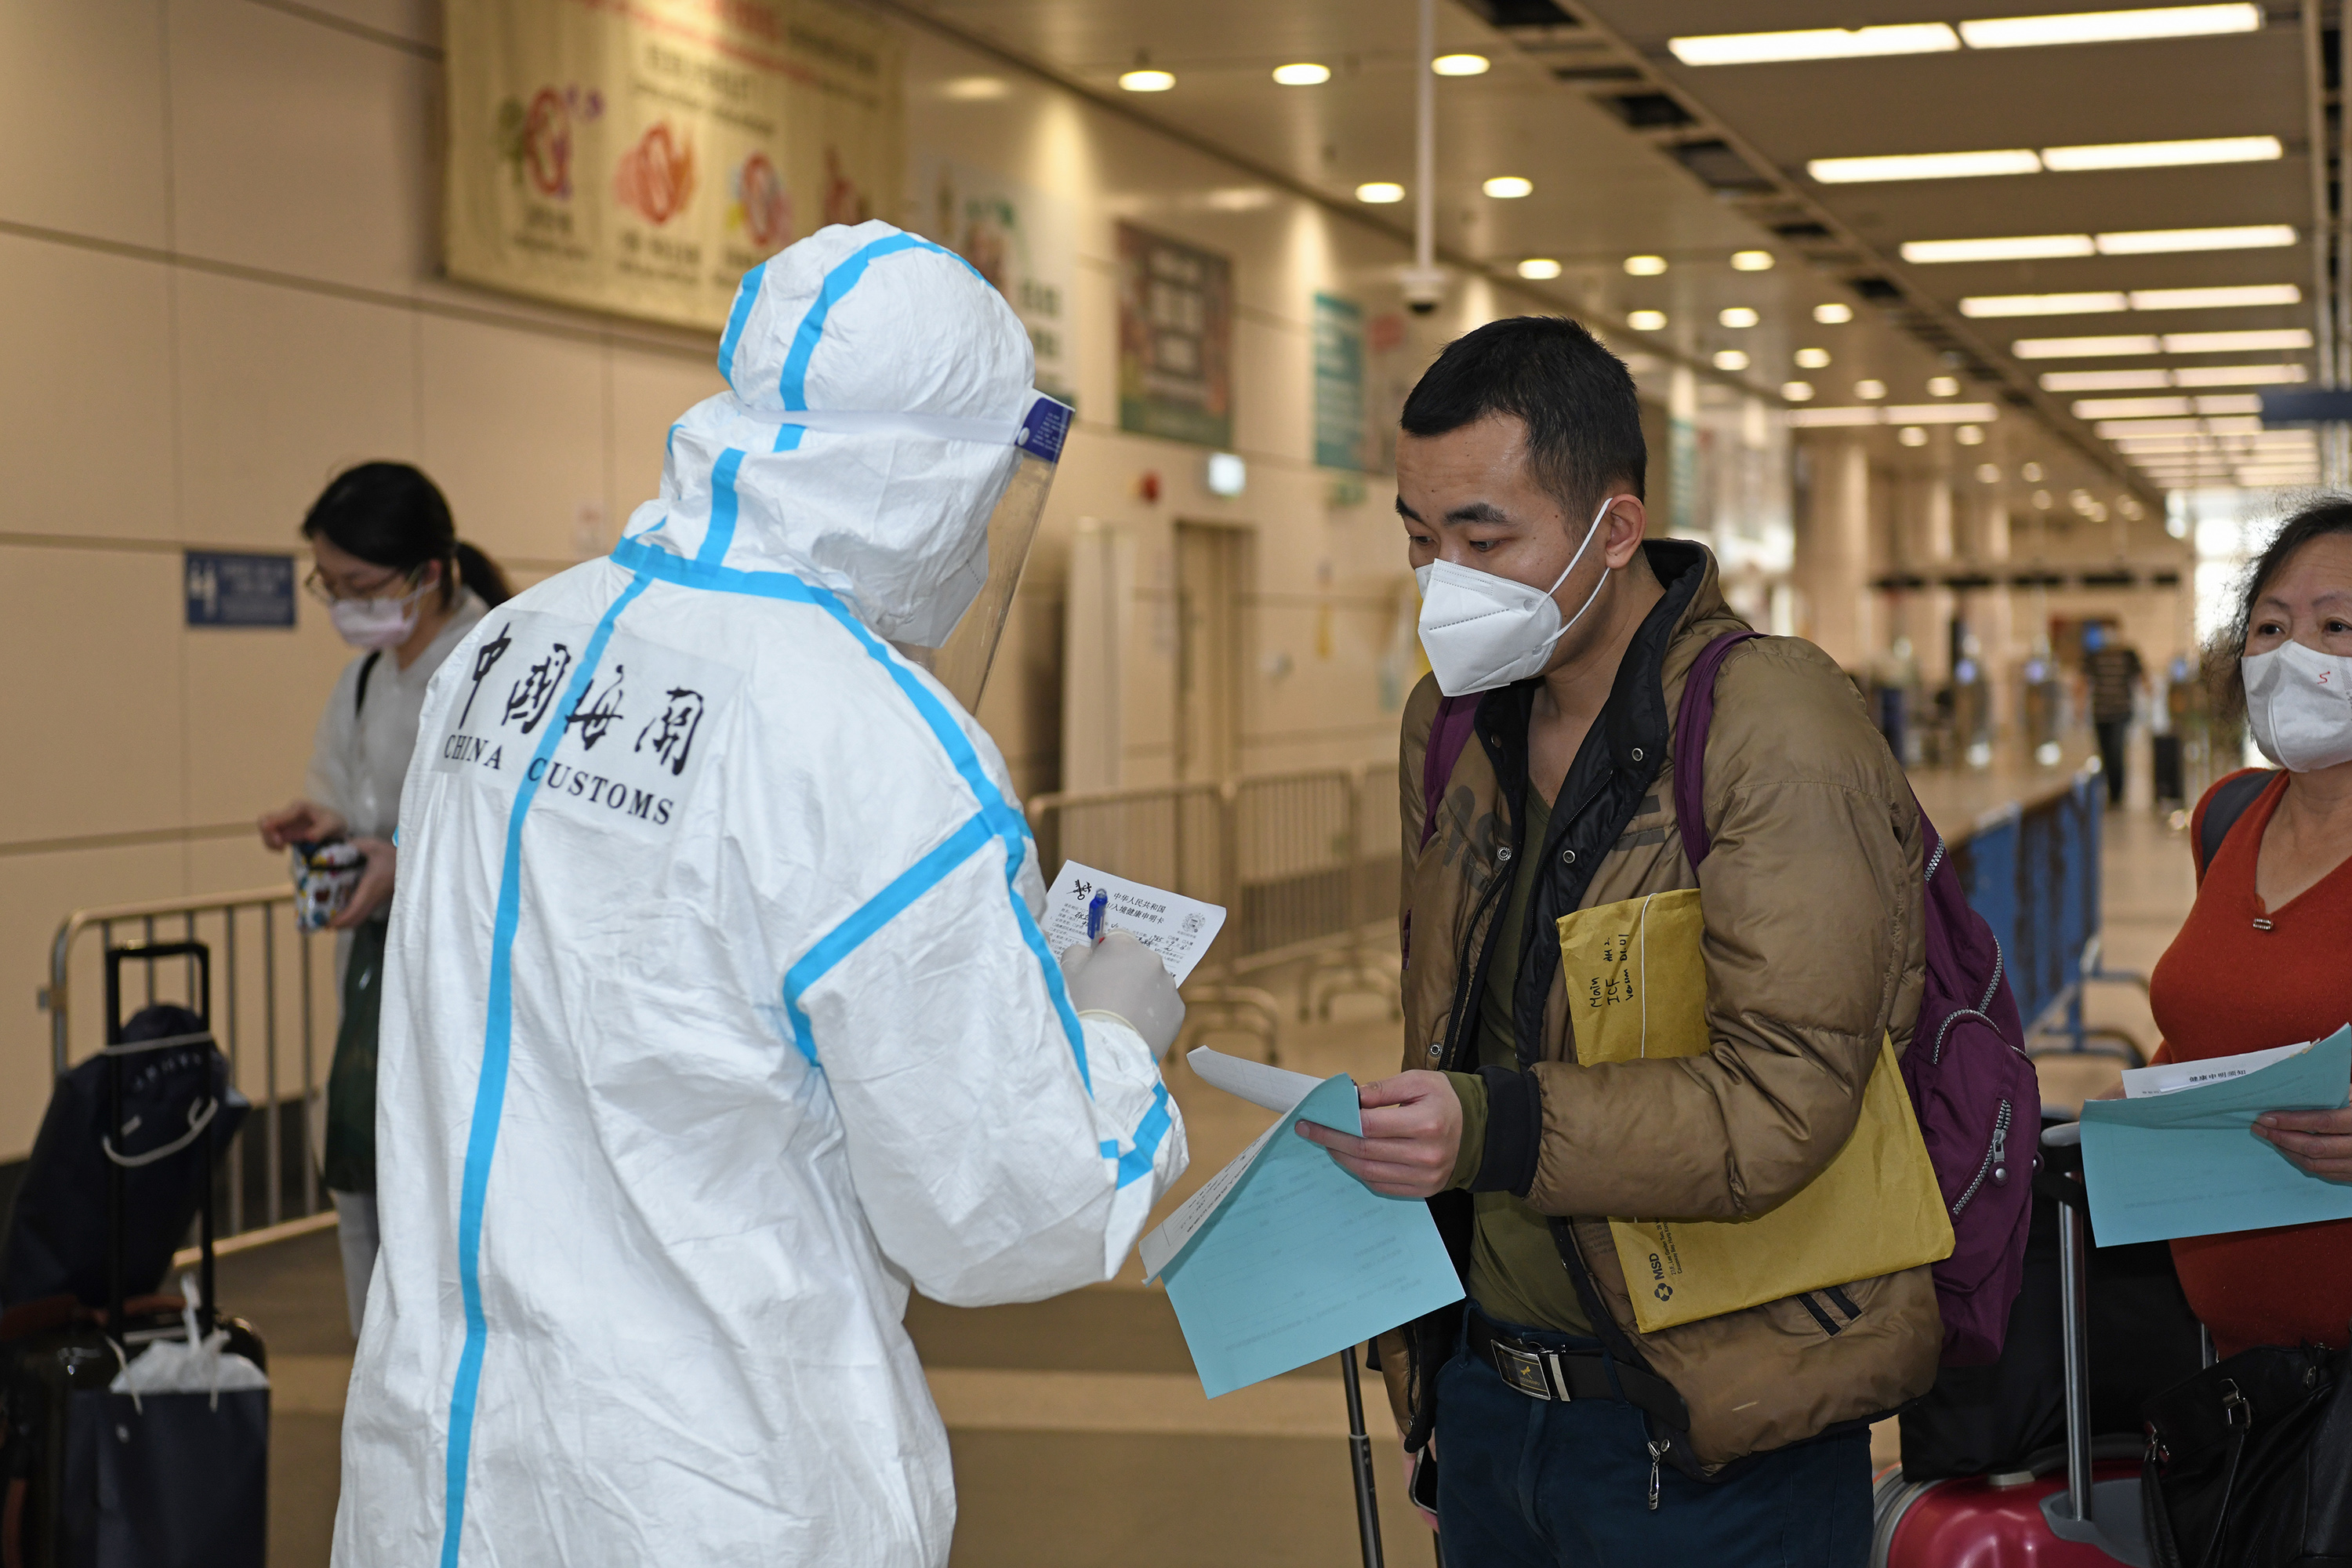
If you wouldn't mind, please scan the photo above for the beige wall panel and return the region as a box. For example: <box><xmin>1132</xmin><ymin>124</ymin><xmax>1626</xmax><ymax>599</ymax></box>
<box><xmin>175</xmin><ymin>270</ymin><xmax>422</xmax><ymax>549</ymax></box>
<box><xmin>0</xmin><ymin>0</ymin><xmax>170</xmax><ymax>248</ymax></box>
<box><xmin>606</xmin><ymin>346</ymin><xmax>728</xmax><ymax>534</ymax></box>
<box><xmin>417</xmin><ymin>313</ymin><xmax>608</xmax><ymax>567</ymax></box>
<box><xmin>183</xmin><ymin>612</ymin><xmax>355</xmax><ymax>822</ymax></box>
<box><xmin>291</xmin><ymin>0</ymin><xmax>441</xmax><ymax>50</ymax></box>
<box><xmin>0</xmin><ymin>843</ymin><xmax>187</xmax><ymax>1160</ymax></box>
<box><xmin>166</xmin><ymin>0</ymin><xmax>434</xmax><ymax>296</ymax></box>
<box><xmin>0</xmin><ymin>547</ymin><xmax>187</xmax><ymax>844</ymax></box>
<box><xmin>0</xmin><ymin>236</ymin><xmax>178</xmax><ymax>541</ymax></box>
<box><xmin>1229</xmin><ymin>310</ymin><xmax>1312</xmax><ymax>467</ymax></box>
<box><xmin>181</xmin><ymin>833</ymin><xmax>285</xmax><ymax>895</ymax></box>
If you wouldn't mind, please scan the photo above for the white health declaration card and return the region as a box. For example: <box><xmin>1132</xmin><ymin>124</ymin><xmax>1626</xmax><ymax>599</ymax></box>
<box><xmin>1042</xmin><ymin>862</ymin><xmax>1226</xmax><ymax>985</ymax></box>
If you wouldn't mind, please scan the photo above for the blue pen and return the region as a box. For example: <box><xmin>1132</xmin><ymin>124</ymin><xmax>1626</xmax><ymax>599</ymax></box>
<box><xmin>1087</xmin><ymin>889</ymin><xmax>1108</xmax><ymax>942</ymax></box>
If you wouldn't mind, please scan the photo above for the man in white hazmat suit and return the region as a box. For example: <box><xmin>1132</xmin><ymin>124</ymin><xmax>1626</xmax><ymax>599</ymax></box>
<box><xmin>332</xmin><ymin>222</ymin><xmax>1189</xmax><ymax>1566</ymax></box>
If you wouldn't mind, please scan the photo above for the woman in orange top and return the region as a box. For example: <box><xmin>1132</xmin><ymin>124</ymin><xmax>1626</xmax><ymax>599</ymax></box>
<box><xmin>2142</xmin><ymin>499</ymin><xmax>2352</xmax><ymax>1356</ymax></box>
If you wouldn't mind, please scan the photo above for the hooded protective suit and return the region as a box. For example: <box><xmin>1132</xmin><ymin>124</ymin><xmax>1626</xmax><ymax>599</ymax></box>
<box><xmin>332</xmin><ymin>223</ymin><xmax>1188</xmax><ymax>1567</ymax></box>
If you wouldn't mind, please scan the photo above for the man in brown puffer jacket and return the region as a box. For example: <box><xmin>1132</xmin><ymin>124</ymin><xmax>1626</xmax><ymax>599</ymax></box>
<box><xmin>1296</xmin><ymin>318</ymin><xmax>1938</xmax><ymax>1564</ymax></box>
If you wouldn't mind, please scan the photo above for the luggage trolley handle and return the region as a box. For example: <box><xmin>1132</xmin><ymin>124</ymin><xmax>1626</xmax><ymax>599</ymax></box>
<box><xmin>100</xmin><ymin>941</ymin><xmax>216</xmax><ymax>1341</ymax></box>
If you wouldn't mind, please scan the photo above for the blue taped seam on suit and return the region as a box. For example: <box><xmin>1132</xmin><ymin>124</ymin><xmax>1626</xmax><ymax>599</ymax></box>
<box><xmin>1101</xmin><ymin>1081</ymin><xmax>1174</xmax><ymax>1190</ymax></box>
<box><xmin>440</xmin><ymin>568</ymin><xmax>655</xmax><ymax>1568</ymax></box>
<box><xmin>608</xmin><ymin>534</ymin><xmax>1094</xmax><ymax>1091</ymax></box>
<box><xmin>696</xmin><ymin>448</ymin><xmax>746</xmax><ymax>566</ymax></box>
<box><xmin>782</xmin><ymin>810</ymin><xmax>996</xmax><ymax>1064</ymax></box>
<box><xmin>716</xmin><ymin>261</ymin><xmax>765</xmax><ymax>387</ymax></box>
<box><xmin>776</xmin><ymin>234</ymin><xmax>982</xmax><ymax>411</ymax></box>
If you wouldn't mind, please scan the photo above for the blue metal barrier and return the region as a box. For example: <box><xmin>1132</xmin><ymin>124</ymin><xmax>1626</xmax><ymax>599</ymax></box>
<box><xmin>1945</xmin><ymin>768</ymin><xmax>2143</xmax><ymax>1065</ymax></box>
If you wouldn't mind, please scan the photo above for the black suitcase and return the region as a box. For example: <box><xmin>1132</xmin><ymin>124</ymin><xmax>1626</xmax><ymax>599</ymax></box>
<box><xmin>0</xmin><ymin>942</ymin><xmax>270</xmax><ymax>1568</ymax></box>
<box><xmin>2151</xmin><ymin>735</ymin><xmax>2185</xmax><ymax>808</ymax></box>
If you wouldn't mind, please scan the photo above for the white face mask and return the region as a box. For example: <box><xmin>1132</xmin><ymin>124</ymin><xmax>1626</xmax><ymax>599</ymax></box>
<box><xmin>2243</xmin><ymin>639</ymin><xmax>2352</xmax><ymax>772</ymax></box>
<box><xmin>1414</xmin><ymin>495</ymin><xmax>1619</xmax><ymax>696</ymax></box>
<box><xmin>329</xmin><ymin>585</ymin><xmax>425</xmax><ymax>651</ymax></box>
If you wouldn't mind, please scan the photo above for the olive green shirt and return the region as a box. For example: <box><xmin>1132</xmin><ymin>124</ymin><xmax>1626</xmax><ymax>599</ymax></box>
<box><xmin>1442</xmin><ymin>790</ymin><xmax>1592</xmax><ymax>1334</ymax></box>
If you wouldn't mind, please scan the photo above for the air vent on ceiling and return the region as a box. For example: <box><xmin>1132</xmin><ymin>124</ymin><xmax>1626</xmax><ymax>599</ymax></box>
<box><xmin>1771</xmin><ymin>221</ymin><xmax>1832</xmax><ymax>239</ymax></box>
<box><xmin>1669</xmin><ymin>139</ymin><xmax>1773</xmax><ymax>191</ymax></box>
<box><xmin>1467</xmin><ymin>0</ymin><xmax>1581</xmax><ymax>25</ymax></box>
<box><xmin>1602</xmin><ymin>93</ymin><xmax>1694</xmax><ymax>128</ymax></box>
<box><xmin>1849</xmin><ymin>277</ymin><xmax>1902</xmax><ymax>301</ymax></box>
<box><xmin>1552</xmin><ymin>63</ymin><xmax>1642</xmax><ymax>81</ymax></box>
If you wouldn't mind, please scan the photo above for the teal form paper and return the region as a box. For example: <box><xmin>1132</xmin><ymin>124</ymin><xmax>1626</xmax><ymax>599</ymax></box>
<box><xmin>1143</xmin><ymin>1054</ymin><xmax>1463</xmax><ymax>1399</ymax></box>
<box><xmin>2081</xmin><ymin>1026</ymin><xmax>2352</xmax><ymax>1247</ymax></box>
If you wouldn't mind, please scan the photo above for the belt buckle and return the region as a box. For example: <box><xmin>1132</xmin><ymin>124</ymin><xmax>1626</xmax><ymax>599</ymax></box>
<box><xmin>1494</xmin><ymin>1342</ymin><xmax>1558</xmax><ymax>1401</ymax></box>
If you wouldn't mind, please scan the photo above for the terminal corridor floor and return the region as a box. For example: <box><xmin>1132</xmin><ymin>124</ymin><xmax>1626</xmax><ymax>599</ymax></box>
<box><xmin>224</xmin><ymin>796</ymin><xmax>2198</xmax><ymax>1567</ymax></box>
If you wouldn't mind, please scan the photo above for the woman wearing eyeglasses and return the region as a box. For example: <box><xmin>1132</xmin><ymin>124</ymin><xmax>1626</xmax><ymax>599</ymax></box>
<box><xmin>255</xmin><ymin>461</ymin><xmax>512</xmax><ymax>1336</ymax></box>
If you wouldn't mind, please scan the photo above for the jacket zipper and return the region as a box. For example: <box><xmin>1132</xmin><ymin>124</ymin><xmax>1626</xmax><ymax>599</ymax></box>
<box><xmin>1951</xmin><ymin>1098</ymin><xmax>2013</xmax><ymax>1217</ymax></box>
<box><xmin>1436</xmin><ymin>846</ymin><xmax>1516</xmax><ymax>1069</ymax></box>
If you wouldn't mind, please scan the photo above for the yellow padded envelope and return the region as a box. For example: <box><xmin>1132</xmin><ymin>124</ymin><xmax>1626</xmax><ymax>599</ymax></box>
<box><xmin>1556</xmin><ymin>891</ymin><xmax>1953</xmax><ymax>1334</ymax></box>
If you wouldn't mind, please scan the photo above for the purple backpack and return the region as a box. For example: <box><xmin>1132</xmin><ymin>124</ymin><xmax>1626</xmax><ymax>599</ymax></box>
<box><xmin>1416</xmin><ymin>632</ymin><xmax>2037</xmax><ymax>1364</ymax></box>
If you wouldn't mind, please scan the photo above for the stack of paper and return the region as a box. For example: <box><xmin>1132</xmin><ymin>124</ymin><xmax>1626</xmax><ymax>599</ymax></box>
<box><xmin>1142</xmin><ymin>1049</ymin><xmax>1462</xmax><ymax>1399</ymax></box>
<box><xmin>2080</xmin><ymin>1025</ymin><xmax>2352</xmax><ymax>1247</ymax></box>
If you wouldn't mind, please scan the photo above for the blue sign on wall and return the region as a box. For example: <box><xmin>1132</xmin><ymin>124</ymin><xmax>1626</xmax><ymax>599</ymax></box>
<box><xmin>185</xmin><ymin>550</ymin><xmax>297</xmax><ymax>628</ymax></box>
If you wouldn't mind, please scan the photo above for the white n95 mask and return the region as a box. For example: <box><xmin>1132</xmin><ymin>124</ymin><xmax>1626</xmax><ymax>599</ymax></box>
<box><xmin>2244</xmin><ymin>639</ymin><xmax>2352</xmax><ymax>772</ymax></box>
<box><xmin>1414</xmin><ymin>495</ymin><xmax>1619</xmax><ymax>696</ymax></box>
<box><xmin>329</xmin><ymin>588</ymin><xmax>423</xmax><ymax>651</ymax></box>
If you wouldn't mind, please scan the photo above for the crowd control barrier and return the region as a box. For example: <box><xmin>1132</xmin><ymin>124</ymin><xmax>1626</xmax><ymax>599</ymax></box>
<box><xmin>1944</xmin><ymin>767</ymin><xmax>2147</xmax><ymax>1065</ymax></box>
<box><xmin>39</xmin><ymin>889</ymin><xmax>334</xmax><ymax>1244</ymax></box>
<box><xmin>28</xmin><ymin>763</ymin><xmax>2129</xmax><ymax>1241</ymax></box>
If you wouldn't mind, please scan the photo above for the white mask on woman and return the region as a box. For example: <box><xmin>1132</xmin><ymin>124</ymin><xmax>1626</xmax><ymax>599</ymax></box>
<box><xmin>329</xmin><ymin>585</ymin><xmax>425</xmax><ymax>651</ymax></box>
<box><xmin>2243</xmin><ymin>638</ymin><xmax>2352</xmax><ymax>772</ymax></box>
<box><xmin>1414</xmin><ymin>495</ymin><xmax>1619</xmax><ymax>696</ymax></box>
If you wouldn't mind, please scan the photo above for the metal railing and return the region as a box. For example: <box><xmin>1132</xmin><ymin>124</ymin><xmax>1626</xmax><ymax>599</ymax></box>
<box><xmin>41</xmin><ymin>887</ymin><xmax>334</xmax><ymax>1240</ymax></box>
<box><xmin>1026</xmin><ymin>762</ymin><xmax>1403</xmax><ymax>1062</ymax></box>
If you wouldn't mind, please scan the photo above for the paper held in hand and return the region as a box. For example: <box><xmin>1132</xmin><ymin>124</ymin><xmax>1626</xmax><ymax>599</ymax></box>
<box><xmin>1141</xmin><ymin>1048</ymin><xmax>1462</xmax><ymax>1399</ymax></box>
<box><xmin>1042</xmin><ymin>862</ymin><xmax>1225</xmax><ymax>985</ymax></box>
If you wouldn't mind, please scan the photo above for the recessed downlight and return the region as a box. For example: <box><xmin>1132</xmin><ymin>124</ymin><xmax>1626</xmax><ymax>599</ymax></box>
<box><xmin>1272</xmin><ymin>62</ymin><xmax>1331</xmax><ymax>85</ymax></box>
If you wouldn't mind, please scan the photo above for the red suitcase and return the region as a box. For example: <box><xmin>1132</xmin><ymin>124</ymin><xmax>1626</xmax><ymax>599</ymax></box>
<box><xmin>1870</xmin><ymin>1121</ymin><xmax>2156</xmax><ymax>1567</ymax></box>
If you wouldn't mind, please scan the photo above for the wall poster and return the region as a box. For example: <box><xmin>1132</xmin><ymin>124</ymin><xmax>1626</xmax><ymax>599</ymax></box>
<box><xmin>910</xmin><ymin>158</ymin><xmax>1079</xmax><ymax>407</ymax></box>
<box><xmin>1312</xmin><ymin>292</ymin><xmax>1367</xmax><ymax>472</ymax></box>
<box><xmin>445</xmin><ymin>0</ymin><xmax>905</xmax><ymax>332</ymax></box>
<box><xmin>1116</xmin><ymin>223</ymin><xmax>1233</xmax><ymax>449</ymax></box>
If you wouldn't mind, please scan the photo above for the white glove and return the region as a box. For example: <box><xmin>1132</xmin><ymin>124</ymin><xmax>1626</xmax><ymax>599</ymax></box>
<box><xmin>1058</xmin><ymin>931</ymin><xmax>1185</xmax><ymax>1059</ymax></box>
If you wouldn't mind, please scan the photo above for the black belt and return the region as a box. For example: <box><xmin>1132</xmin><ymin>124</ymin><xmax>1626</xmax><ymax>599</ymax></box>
<box><xmin>1468</xmin><ymin>1310</ymin><xmax>1684</xmax><ymax>1424</ymax></box>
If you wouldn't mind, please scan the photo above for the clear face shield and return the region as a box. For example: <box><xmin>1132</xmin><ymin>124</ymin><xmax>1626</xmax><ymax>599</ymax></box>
<box><xmin>925</xmin><ymin>396</ymin><xmax>1072</xmax><ymax>710</ymax></box>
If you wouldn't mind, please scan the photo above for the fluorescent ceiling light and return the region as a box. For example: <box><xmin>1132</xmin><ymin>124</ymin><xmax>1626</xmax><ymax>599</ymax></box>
<box><xmin>2074</xmin><ymin>396</ymin><xmax>2191</xmax><ymax>419</ymax></box>
<box><xmin>2012</xmin><ymin>334</ymin><xmax>2163</xmax><ymax>358</ymax></box>
<box><xmin>1809</xmin><ymin>149</ymin><xmax>2041</xmax><ymax>183</ymax></box>
<box><xmin>1902</xmin><ymin>234</ymin><xmax>2097</xmax><ymax>263</ymax></box>
<box><xmin>2192</xmin><ymin>394</ymin><xmax>2267</xmax><ymax>415</ymax></box>
<box><xmin>1927</xmin><ymin>376</ymin><xmax>1962</xmax><ymax>396</ymax></box>
<box><xmin>1719</xmin><ymin>307</ymin><xmax>1760</xmax><ymax>328</ymax></box>
<box><xmin>1668</xmin><ymin>24</ymin><xmax>1959</xmax><ymax>65</ymax></box>
<box><xmin>1886</xmin><ymin>402</ymin><xmax>2000</xmax><ymax>423</ymax></box>
<box><xmin>940</xmin><ymin>76</ymin><xmax>1011</xmax><ymax>100</ymax></box>
<box><xmin>1713</xmin><ymin>349</ymin><xmax>1751</xmax><ymax>371</ymax></box>
<box><xmin>2172</xmin><ymin>363</ymin><xmax>2309</xmax><ymax>386</ymax></box>
<box><xmin>1628</xmin><ymin>310</ymin><xmax>1668</xmax><ymax>331</ymax></box>
<box><xmin>1517</xmin><ymin>258</ymin><xmax>1563</xmax><ymax>280</ymax></box>
<box><xmin>1956</xmin><ymin>5</ymin><xmax>2263</xmax><ymax>49</ymax></box>
<box><xmin>2095</xmin><ymin>415</ymin><xmax>2264</xmax><ymax>437</ymax></box>
<box><xmin>1899</xmin><ymin>426</ymin><xmax>1931</xmax><ymax>446</ymax></box>
<box><xmin>2096</xmin><ymin>224</ymin><xmax>2297</xmax><ymax>254</ymax></box>
<box><xmin>1783</xmin><ymin>381</ymin><xmax>1816</xmax><ymax>401</ymax></box>
<box><xmin>2042</xmin><ymin>368</ymin><xmax>2172</xmax><ymax>390</ymax></box>
<box><xmin>1856</xmin><ymin>379</ymin><xmax>1888</xmax><ymax>399</ymax></box>
<box><xmin>2161</xmin><ymin>328</ymin><xmax>2315</xmax><ymax>352</ymax></box>
<box><xmin>1815</xmin><ymin>303</ymin><xmax>1855</xmax><ymax>324</ymax></box>
<box><xmin>1730</xmin><ymin>250</ymin><xmax>1776</xmax><ymax>271</ymax></box>
<box><xmin>1119</xmin><ymin>69</ymin><xmax>1175</xmax><ymax>92</ymax></box>
<box><xmin>1272</xmin><ymin>62</ymin><xmax>1330</xmax><ymax>85</ymax></box>
<box><xmin>1961</xmin><ymin>291</ymin><xmax>2129</xmax><ymax>317</ymax></box>
<box><xmin>1957</xmin><ymin>425</ymin><xmax>1987</xmax><ymax>445</ymax></box>
<box><xmin>1432</xmin><ymin>53</ymin><xmax>1490</xmax><ymax>75</ymax></box>
<box><xmin>2129</xmin><ymin>284</ymin><xmax>2303</xmax><ymax>310</ymax></box>
<box><xmin>2043</xmin><ymin>135</ymin><xmax>2282</xmax><ymax>171</ymax></box>
<box><xmin>1788</xmin><ymin>407</ymin><xmax>1884</xmax><ymax>426</ymax></box>
<box><xmin>1355</xmin><ymin>182</ymin><xmax>1405</xmax><ymax>204</ymax></box>
<box><xmin>1483</xmin><ymin>176</ymin><xmax>1534</xmax><ymax>198</ymax></box>
<box><xmin>1624</xmin><ymin>254</ymin><xmax>1668</xmax><ymax>276</ymax></box>
<box><xmin>1795</xmin><ymin>347</ymin><xmax>1831</xmax><ymax>368</ymax></box>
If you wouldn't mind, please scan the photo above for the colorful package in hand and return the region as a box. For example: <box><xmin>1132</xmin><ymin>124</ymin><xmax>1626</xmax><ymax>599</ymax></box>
<box><xmin>292</xmin><ymin>840</ymin><xmax>364</xmax><ymax>931</ymax></box>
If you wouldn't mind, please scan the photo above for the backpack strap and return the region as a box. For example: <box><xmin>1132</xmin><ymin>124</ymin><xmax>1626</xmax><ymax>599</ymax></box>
<box><xmin>2194</xmin><ymin>768</ymin><xmax>2278</xmax><ymax>877</ymax></box>
<box><xmin>1670</xmin><ymin>631</ymin><xmax>1766</xmax><ymax>869</ymax></box>
<box><xmin>354</xmin><ymin>650</ymin><xmax>383</xmax><ymax>718</ymax></box>
<box><xmin>1416</xmin><ymin>692</ymin><xmax>1481</xmax><ymax>852</ymax></box>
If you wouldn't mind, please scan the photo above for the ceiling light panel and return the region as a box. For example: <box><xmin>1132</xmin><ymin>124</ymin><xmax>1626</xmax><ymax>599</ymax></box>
<box><xmin>1624</xmin><ymin>255</ymin><xmax>1668</xmax><ymax>276</ymax></box>
<box><xmin>1719</xmin><ymin>307</ymin><xmax>1760</xmax><ymax>328</ymax></box>
<box><xmin>2161</xmin><ymin>329</ymin><xmax>2315</xmax><ymax>352</ymax></box>
<box><xmin>2042</xmin><ymin>135</ymin><xmax>2282</xmax><ymax>171</ymax></box>
<box><xmin>1272</xmin><ymin>63</ymin><xmax>1330</xmax><ymax>85</ymax></box>
<box><xmin>1902</xmin><ymin>234</ymin><xmax>2098</xmax><ymax>263</ymax></box>
<box><xmin>2040</xmin><ymin>368</ymin><xmax>2172</xmax><ymax>390</ymax></box>
<box><xmin>1885</xmin><ymin>402</ymin><xmax>2001</xmax><ymax>423</ymax></box>
<box><xmin>1809</xmin><ymin>150</ymin><xmax>2042</xmax><ymax>183</ymax></box>
<box><xmin>1119</xmin><ymin>69</ymin><xmax>1175</xmax><ymax>92</ymax></box>
<box><xmin>1518</xmin><ymin>258</ymin><xmax>1563</xmax><ymax>280</ymax></box>
<box><xmin>1432</xmin><ymin>53</ymin><xmax>1490</xmax><ymax>75</ymax></box>
<box><xmin>1483</xmin><ymin>176</ymin><xmax>1534</xmax><ymax>198</ymax></box>
<box><xmin>1356</xmin><ymin>182</ymin><xmax>1405</xmax><ymax>204</ymax></box>
<box><xmin>2129</xmin><ymin>284</ymin><xmax>2303</xmax><ymax>310</ymax></box>
<box><xmin>2096</xmin><ymin>225</ymin><xmax>2298</xmax><ymax>254</ymax></box>
<box><xmin>2074</xmin><ymin>397</ymin><xmax>2191</xmax><ymax>419</ymax></box>
<box><xmin>1713</xmin><ymin>349</ymin><xmax>1751</xmax><ymax>370</ymax></box>
<box><xmin>2172</xmin><ymin>363</ymin><xmax>2309</xmax><ymax>386</ymax></box>
<box><xmin>1955</xmin><ymin>5</ymin><xmax>2263</xmax><ymax>49</ymax></box>
<box><xmin>1814</xmin><ymin>303</ymin><xmax>1854</xmax><ymax>324</ymax></box>
<box><xmin>1730</xmin><ymin>250</ymin><xmax>1775</xmax><ymax>270</ymax></box>
<box><xmin>1668</xmin><ymin>24</ymin><xmax>1960</xmax><ymax>65</ymax></box>
<box><xmin>1961</xmin><ymin>292</ymin><xmax>2130</xmax><ymax>317</ymax></box>
<box><xmin>2011</xmin><ymin>334</ymin><xmax>2164</xmax><ymax>358</ymax></box>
